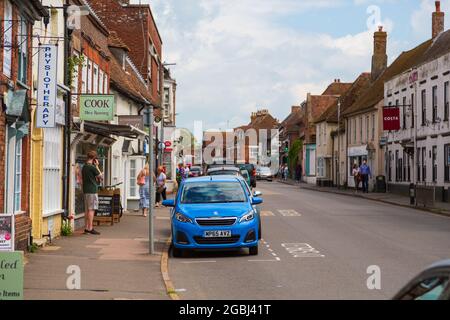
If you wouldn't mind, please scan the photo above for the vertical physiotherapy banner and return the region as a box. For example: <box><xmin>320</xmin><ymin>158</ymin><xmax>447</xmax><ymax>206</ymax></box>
<box><xmin>36</xmin><ymin>44</ymin><xmax>58</xmax><ymax>128</ymax></box>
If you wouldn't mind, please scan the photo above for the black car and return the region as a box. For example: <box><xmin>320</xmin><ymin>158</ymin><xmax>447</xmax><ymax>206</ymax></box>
<box><xmin>238</xmin><ymin>163</ymin><xmax>257</xmax><ymax>188</ymax></box>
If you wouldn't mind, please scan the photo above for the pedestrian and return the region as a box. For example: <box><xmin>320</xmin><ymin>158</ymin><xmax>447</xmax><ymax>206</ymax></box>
<box><xmin>155</xmin><ymin>166</ymin><xmax>167</xmax><ymax>207</ymax></box>
<box><xmin>295</xmin><ymin>163</ymin><xmax>302</xmax><ymax>183</ymax></box>
<box><xmin>137</xmin><ymin>164</ymin><xmax>155</xmax><ymax>217</ymax></box>
<box><xmin>283</xmin><ymin>165</ymin><xmax>289</xmax><ymax>181</ymax></box>
<box><xmin>359</xmin><ymin>159</ymin><xmax>372</xmax><ymax>193</ymax></box>
<box><xmin>81</xmin><ymin>150</ymin><xmax>103</xmax><ymax>235</ymax></box>
<box><xmin>352</xmin><ymin>163</ymin><xmax>360</xmax><ymax>193</ymax></box>
<box><xmin>184</xmin><ymin>164</ymin><xmax>190</xmax><ymax>179</ymax></box>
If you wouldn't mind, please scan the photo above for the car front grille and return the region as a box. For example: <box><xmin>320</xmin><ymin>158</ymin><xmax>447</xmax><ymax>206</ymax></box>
<box><xmin>193</xmin><ymin>236</ymin><xmax>241</xmax><ymax>245</ymax></box>
<box><xmin>195</xmin><ymin>218</ymin><xmax>237</xmax><ymax>226</ymax></box>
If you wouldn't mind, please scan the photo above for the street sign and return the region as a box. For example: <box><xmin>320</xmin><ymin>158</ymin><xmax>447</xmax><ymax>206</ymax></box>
<box><xmin>36</xmin><ymin>44</ymin><xmax>58</xmax><ymax>128</ymax></box>
<box><xmin>118</xmin><ymin>115</ymin><xmax>144</xmax><ymax>130</ymax></box>
<box><xmin>383</xmin><ymin>107</ymin><xmax>401</xmax><ymax>131</ymax></box>
<box><xmin>79</xmin><ymin>95</ymin><xmax>115</xmax><ymax>121</ymax></box>
<box><xmin>165</xmin><ymin>141</ymin><xmax>172</xmax><ymax>147</ymax></box>
<box><xmin>0</xmin><ymin>251</ymin><xmax>23</xmax><ymax>300</ymax></box>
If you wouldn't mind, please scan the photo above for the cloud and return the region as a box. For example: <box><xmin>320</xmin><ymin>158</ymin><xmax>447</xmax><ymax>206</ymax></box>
<box><xmin>135</xmin><ymin>0</ymin><xmax>402</xmax><ymax>130</ymax></box>
<box><xmin>411</xmin><ymin>0</ymin><xmax>450</xmax><ymax>40</ymax></box>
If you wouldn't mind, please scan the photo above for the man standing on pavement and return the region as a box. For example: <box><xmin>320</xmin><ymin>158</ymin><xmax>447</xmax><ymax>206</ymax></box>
<box><xmin>82</xmin><ymin>151</ymin><xmax>103</xmax><ymax>235</ymax></box>
<box><xmin>359</xmin><ymin>159</ymin><xmax>372</xmax><ymax>193</ymax></box>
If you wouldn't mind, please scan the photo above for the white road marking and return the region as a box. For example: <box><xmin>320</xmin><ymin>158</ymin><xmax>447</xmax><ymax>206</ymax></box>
<box><xmin>181</xmin><ymin>261</ymin><xmax>217</xmax><ymax>264</ymax></box>
<box><xmin>271</xmin><ymin>252</ymin><xmax>277</xmax><ymax>256</ymax></box>
<box><xmin>281</xmin><ymin>243</ymin><xmax>325</xmax><ymax>258</ymax></box>
<box><xmin>175</xmin><ymin>288</ymin><xmax>187</xmax><ymax>292</ymax></box>
<box><xmin>260</xmin><ymin>211</ymin><xmax>275</xmax><ymax>217</ymax></box>
<box><xmin>275</xmin><ymin>257</ymin><xmax>281</xmax><ymax>261</ymax></box>
<box><xmin>268</xmin><ymin>249</ymin><xmax>274</xmax><ymax>252</ymax></box>
<box><xmin>278</xmin><ymin>210</ymin><xmax>301</xmax><ymax>217</ymax></box>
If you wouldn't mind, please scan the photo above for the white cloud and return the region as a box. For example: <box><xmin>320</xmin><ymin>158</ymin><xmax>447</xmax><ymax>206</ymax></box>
<box><xmin>135</xmin><ymin>0</ymin><xmax>401</xmax><ymax>130</ymax></box>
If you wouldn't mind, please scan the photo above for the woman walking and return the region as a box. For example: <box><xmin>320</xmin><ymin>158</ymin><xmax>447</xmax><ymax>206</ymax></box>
<box><xmin>155</xmin><ymin>166</ymin><xmax>167</xmax><ymax>207</ymax></box>
<box><xmin>137</xmin><ymin>164</ymin><xmax>151</xmax><ymax>217</ymax></box>
<box><xmin>352</xmin><ymin>163</ymin><xmax>360</xmax><ymax>193</ymax></box>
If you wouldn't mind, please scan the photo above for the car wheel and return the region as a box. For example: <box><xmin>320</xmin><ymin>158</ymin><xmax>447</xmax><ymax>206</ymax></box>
<box><xmin>172</xmin><ymin>245</ymin><xmax>183</xmax><ymax>258</ymax></box>
<box><xmin>249</xmin><ymin>245</ymin><xmax>258</xmax><ymax>256</ymax></box>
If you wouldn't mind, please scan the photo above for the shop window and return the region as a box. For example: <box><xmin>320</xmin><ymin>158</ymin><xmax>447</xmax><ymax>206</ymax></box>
<box><xmin>43</xmin><ymin>127</ymin><xmax>63</xmax><ymax>214</ymax></box>
<box><xmin>445</xmin><ymin>144</ymin><xmax>450</xmax><ymax>182</ymax></box>
<box><xmin>388</xmin><ymin>151</ymin><xmax>392</xmax><ymax>182</ymax></box>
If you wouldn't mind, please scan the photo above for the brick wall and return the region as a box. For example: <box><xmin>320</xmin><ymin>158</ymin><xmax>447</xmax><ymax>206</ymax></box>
<box><xmin>0</xmin><ymin>1</ymin><xmax>36</xmax><ymax>251</ymax></box>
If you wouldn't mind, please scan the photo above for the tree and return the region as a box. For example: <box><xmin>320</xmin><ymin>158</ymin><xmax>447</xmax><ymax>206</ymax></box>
<box><xmin>288</xmin><ymin>139</ymin><xmax>303</xmax><ymax>178</ymax></box>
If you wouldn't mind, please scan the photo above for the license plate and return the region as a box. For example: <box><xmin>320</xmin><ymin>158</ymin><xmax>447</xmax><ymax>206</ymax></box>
<box><xmin>204</xmin><ymin>230</ymin><xmax>231</xmax><ymax>238</ymax></box>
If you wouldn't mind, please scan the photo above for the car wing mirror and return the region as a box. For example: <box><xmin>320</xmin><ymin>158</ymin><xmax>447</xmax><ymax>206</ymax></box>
<box><xmin>162</xmin><ymin>199</ymin><xmax>175</xmax><ymax>207</ymax></box>
<box><xmin>251</xmin><ymin>197</ymin><xmax>263</xmax><ymax>205</ymax></box>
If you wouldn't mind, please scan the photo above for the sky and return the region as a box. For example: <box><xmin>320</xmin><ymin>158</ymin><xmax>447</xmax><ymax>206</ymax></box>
<box><xmin>132</xmin><ymin>0</ymin><xmax>450</xmax><ymax>131</ymax></box>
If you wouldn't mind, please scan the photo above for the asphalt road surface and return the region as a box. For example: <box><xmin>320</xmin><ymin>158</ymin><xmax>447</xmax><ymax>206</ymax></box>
<box><xmin>168</xmin><ymin>181</ymin><xmax>450</xmax><ymax>300</ymax></box>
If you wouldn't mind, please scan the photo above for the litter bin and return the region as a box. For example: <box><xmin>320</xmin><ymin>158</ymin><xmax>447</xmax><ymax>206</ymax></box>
<box><xmin>376</xmin><ymin>175</ymin><xmax>386</xmax><ymax>193</ymax></box>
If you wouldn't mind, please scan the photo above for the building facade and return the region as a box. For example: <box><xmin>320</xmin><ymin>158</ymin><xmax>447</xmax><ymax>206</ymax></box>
<box><xmin>0</xmin><ymin>0</ymin><xmax>48</xmax><ymax>251</ymax></box>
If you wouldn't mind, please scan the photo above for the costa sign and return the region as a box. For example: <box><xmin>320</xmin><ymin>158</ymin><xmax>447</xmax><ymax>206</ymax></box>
<box><xmin>383</xmin><ymin>107</ymin><xmax>400</xmax><ymax>131</ymax></box>
<box><xmin>80</xmin><ymin>95</ymin><xmax>115</xmax><ymax>121</ymax></box>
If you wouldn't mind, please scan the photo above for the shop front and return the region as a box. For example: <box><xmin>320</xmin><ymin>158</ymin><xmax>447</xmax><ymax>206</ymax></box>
<box><xmin>347</xmin><ymin>145</ymin><xmax>368</xmax><ymax>188</ymax></box>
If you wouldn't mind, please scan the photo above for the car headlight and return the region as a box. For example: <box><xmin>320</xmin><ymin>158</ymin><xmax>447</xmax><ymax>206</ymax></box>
<box><xmin>175</xmin><ymin>212</ymin><xmax>193</xmax><ymax>223</ymax></box>
<box><xmin>239</xmin><ymin>211</ymin><xmax>255</xmax><ymax>223</ymax></box>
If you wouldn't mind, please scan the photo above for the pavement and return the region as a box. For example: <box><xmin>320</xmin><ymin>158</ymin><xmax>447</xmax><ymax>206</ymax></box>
<box><xmin>24</xmin><ymin>208</ymin><xmax>172</xmax><ymax>300</ymax></box>
<box><xmin>168</xmin><ymin>181</ymin><xmax>450</xmax><ymax>300</ymax></box>
<box><xmin>278</xmin><ymin>178</ymin><xmax>450</xmax><ymax>217</ymax></box>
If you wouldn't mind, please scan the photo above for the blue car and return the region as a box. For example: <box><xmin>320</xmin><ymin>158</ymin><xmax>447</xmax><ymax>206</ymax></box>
<box><xmin>163</xmin><ymin>175</ymin><xmax>263</xmax><ymax>257</ymax></box>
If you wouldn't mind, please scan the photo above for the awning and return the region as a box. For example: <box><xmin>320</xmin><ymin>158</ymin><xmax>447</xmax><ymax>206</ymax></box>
<box><xmin>78</xmin><ymin>121</ymin><xmax>148</xmax><ymax>139</ymax></box>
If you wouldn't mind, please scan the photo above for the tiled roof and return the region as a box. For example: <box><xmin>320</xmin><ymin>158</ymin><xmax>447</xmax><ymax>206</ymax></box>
<box><xmin>322</xmin><ymin>82</ymin><xmax>352</xmax><ymax>96</ymax></box>
<box><xmin>343</xmin><ymin>39</ymin><xmax>433</xmax><ymax>116</ymax></box>
<box><xmin>315</xmin><ymin>73</ymin><xmax>371</xmax><ymax>123</ymax></box>
<box><xmin>309</xmin><ymin>95</ymin><xmax>339</xmax><ymax>122</ymax></box>
<box><xmin>108</xmin><ymin>31</ymin><xmax>130</xmax><ymax>52</ymax></box>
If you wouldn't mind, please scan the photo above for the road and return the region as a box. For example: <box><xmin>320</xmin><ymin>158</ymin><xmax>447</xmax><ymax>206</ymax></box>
<box><xmin>168</xmin><ymin>181</ymin><xmax>450</xmax><ymax>300</ymax></box>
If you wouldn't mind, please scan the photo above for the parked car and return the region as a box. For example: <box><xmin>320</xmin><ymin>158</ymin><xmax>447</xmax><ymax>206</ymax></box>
<box><xmin>238</xmin><ymin>163</ymin><xmax>257</xmax><ymax>188</ymax></box>
<box><xmin>163</xmin><ymin>176</ymin><xmax>263</xmax><ymax>257</ymax></box>
<box><xmin>206</xmin><ymin>166</ymin><xmax>252</xmax><ymax>187</ymax></box>
<box><xmin>256</xmin><ymin>166</ymin><xmax>273</xmax><ymax>181</ymax></box>
<box><xmin>393</xmin><ymin>260</ymin><xmax>450</xmax><ymax>300</ymax></box>
<box><xmin>189</xmin><ymin>166</ymin><xmax>203</xmax><ymax>177</ymax></box>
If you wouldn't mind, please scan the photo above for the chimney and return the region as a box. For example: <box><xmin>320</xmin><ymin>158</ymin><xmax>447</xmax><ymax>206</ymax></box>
<box><xmin>432</xmin><ymin>1</ymin><xmax>445</xmax><ymax>39</ymax></box>
<box><xmin>251</xmin><ymin>112</ymin><xmax>257</xmax><ymax>122</ymax></box>
<box><xmin>371</xmin><ymin>26</ymin><xmax>388</xmax><ymax>82</ymax></box>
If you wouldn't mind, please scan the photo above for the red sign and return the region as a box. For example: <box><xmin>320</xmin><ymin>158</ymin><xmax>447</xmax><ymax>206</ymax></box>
<box><xmin>164</xmin><ymin>141</ymin><xmax>172</xmax><ymax>147</ymax></box>
<box><xmin>383</xmin><ymin>107</ymin><xmax>400</xmax><ymax>131</ymax></box>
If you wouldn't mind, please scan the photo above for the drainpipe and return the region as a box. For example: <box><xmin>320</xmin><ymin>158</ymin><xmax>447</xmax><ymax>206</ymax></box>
<box><xmin>62</xmin><ymin>2</ymin><xmax>72</xmax><ymax>219</ymax></box>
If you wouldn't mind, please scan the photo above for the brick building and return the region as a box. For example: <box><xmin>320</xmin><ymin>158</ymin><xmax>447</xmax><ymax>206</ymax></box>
<box><xmin>0</xmin><ymin>0</ymin><xmax>48</xmax><ymax>251</ymax></box>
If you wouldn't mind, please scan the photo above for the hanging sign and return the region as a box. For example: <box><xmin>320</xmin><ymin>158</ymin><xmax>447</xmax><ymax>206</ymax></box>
<box><xmin>79</xmin><ymin>95</ymin><xmax>115</xmax><ymax>121</ymax></box>
<box><xmin>36</xmin><ymin>44</ymin><xmax>58</xmax><ymax>128</ymax></box>
<box><xmin>383</xmin><ymin>107</ymin><xmax>400</xmax><ymax>131</ymax></box>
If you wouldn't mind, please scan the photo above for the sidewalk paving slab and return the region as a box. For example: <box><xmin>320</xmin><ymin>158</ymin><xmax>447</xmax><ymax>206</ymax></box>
<box><xmin>24</xmin><ymin>208</ymin><xmax>172</xmax><ymax>300</ymax></box>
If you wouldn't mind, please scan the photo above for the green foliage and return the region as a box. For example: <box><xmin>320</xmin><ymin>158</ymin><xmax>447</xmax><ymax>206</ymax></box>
<box><xmin>68</xmin><ymin>54</ymin><xmax>85</xmax><ymax>87</ymax></box>
<box><xmin>29</xmin><ymin>243</ymin><xmax>39</xmax><ymax>253</ymax></box>
<box><xmin>288</xmin><ymin>139</ymin><xmax>303</xmax><ymax>177</ymax></box>
<box><xmin>61</xmin><ymin>219</ymin><xmax>73</xmax><ymax>237</ymax></box>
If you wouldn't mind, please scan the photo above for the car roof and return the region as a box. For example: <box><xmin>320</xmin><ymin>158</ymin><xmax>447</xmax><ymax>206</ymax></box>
<box><xmin>207</xmin><ymin>167</ymin><xmax>240</xmax><ymax>173</ymax></box>
<box><xmin>184</xmin><ymin>175</ymin><xmax>245</xmax><ymax>183</ymax></box>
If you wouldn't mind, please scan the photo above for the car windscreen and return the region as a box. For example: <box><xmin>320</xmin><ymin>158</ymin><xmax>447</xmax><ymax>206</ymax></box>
<box><xmin>208</xmin><ymin>170</ymin><xmax>239</xmax><ymax>176</ymax></box>
<box><xmin>260</xmin><ymin>168</ymin><xmax>271</xmax><ymax>174</ymax></box>
<box><xmin>181</xmin><ymin>182</ymin><xmax>247</xmax><ymax>204</ymax></box>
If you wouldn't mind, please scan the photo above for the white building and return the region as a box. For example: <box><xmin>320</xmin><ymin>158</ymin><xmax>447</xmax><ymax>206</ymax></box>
<box><xmin>385</xmin><ymin>29</ymin><xmax>450</xmax><ymax>198</ymax></box>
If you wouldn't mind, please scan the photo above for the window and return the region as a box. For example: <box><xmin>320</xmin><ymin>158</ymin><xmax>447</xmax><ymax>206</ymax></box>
<box><xmin>422</xmin><ymin>89</ymin><xmax>426</xmax><ymax>126</ymax></box>
<box><xmin>14</xmin><ymin>139</ymin><xmax>22</xmax><ymax>212</ymax></box>
<box><xmin>432</xmin><ymin>86</ymin><xmax>438</xmax><ymax>123</ymax></box>
<box><xmin>371</xmin><ymin>114</ymin><xmax>375</xmax><ymax>141</ymax></box>
<box><xmin>353</xmin><ymin>118</ymin><xmax>356</xmax><ymax>144</ymax></box>
<box><xmin>99</xmin><ymin>69</ymin><xmax>104</xmax><ymax>94</ymax></box>
<box><xmin>411</xmin><ymin>93</ymin><xmax>415</xmax><ymax>128</ymax></box>
<box><xmin>129</xmin><ymin>160</ymin><xmax>137</xmax><ymax>197</ymax></box>
<box><xmin>43</xmin><ymin>127</ymin><xmax>63</xmax><ymax>214</ymax></box>
<box><xmin>103</xmin><ymin>73</ymin><xmax>109</xmax><ymax>93</ymax></box>
<box><xmin>18</xmin><ymin>16</ymin><xmax>28</xmax><ymax>83</ymax></box>
<box><xmin>388</xmin><ymin>151</ymin><xmax>392</xmax><ymax>182</ymax></box>
<box><xmin>445</xmin><ymin>82</ymin><xmax>449</xmax><ymax>121</ymax></box>
<box><xmin>395</xmin><ymin>150</ymin><xmax>399</xmax><ymax>182</ymax></box>
<box><xmin>348</xmin><ymin>120</ymin><xmax>351</xmax><ymax>145</ymax></box>
<box><xmin>81</xmin><ymin>59</ymin><xmax>88</xmax><ymax>93</ymax></box>
<box><xmin>366</xmin><ymin>116</ymin><xmax>369</xmax><ymax>144</ymax></box>
<box><xmin>3</xmin><ymin>0</ymin><xmax>13</xmax><ymax>78</ymax></box>
<box><xmin>93</xmin><ymin>64</ymin><xmax>99</xmax><ymax>94</ymax></box>
<box><xmin>445</xmin><ymin>144</ymin><xmax>450</xmax><ymax>182</ymax></box>
<box><xmin>432</xmin><ymin>146</ymin><xmax>437</xmax><ymax>183</ymax></box>
<box><xmin>422</xmin><ymin>147</ymin><xmax>427</xmax><ymax>182</ymax></box>
<box><xmin>317</xmin><ymin>158</ymin><xmax>324</xmax><ymax>177</ymax></box>
<box><xmin>87</xmin><ymin>60</ymin><xmax>93</xmax><ymax>93</ymax></box>
<box><xmin>417</xmin><ymin>148</ymin><xmax>421</xmax><ymax>182</ymax></box>
<box><xmin>360</xmin><ymin>116</ymin><xmax>362</xmax><ymax>143</ymax></box>
<box><xmin>403</xmin><ymin>97</ymin><xmax>407</xmax><ymax>129</ymax></box>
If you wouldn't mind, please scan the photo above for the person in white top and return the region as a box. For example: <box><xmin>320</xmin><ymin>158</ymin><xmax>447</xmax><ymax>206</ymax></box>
<box><xmin>155</xmin><ymin>166</ymin><xmax>167</xmax><ymax>207</ymax></box>
<box><xmin>352</xmin><ymin>163</ymin><xmax>360</xmax><ymax>193</ymax></box>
